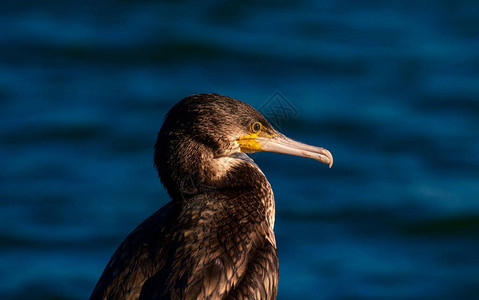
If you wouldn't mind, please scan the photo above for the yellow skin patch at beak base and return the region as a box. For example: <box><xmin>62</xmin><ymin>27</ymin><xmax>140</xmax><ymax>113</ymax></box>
<box><xmin>236</xmin><ymin>131</ymin><xmax>276</xmax><ymax>153</ymax></box>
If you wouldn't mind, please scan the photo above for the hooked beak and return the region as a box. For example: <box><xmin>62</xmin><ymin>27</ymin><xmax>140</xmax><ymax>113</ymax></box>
<box><xmin>236</xmin><ymin>132</ymin><xmax>333</xmax><ymax>168</ymax></box>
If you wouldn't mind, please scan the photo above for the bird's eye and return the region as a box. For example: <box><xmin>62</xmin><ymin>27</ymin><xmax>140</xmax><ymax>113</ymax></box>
<box><xmin>251</xmin><ymin>122</ymin><xmax>262</xmax><ymax>133</ymax></box>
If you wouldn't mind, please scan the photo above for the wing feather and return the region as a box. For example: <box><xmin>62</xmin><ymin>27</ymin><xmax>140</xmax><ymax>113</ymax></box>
<box><xmin>91</xmin><ymin>192</ymin><xmax>278</xmax><ymax>300</ymax></box>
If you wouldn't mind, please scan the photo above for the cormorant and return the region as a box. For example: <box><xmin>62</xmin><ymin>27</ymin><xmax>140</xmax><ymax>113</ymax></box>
<box><xmin>90</xmin><ymin>93</ymin><xmax>333</xmax><ymax>300</ymax></box>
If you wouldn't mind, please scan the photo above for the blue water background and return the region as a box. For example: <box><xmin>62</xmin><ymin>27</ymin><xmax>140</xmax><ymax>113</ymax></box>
<box><xmin>1</xmin><ymin>1</ymin><xmax>479</xmax><ymax>299</ymax></box>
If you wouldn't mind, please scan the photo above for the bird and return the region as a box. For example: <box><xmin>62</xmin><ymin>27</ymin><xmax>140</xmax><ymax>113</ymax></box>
<box><xmin>90</xmin><ymin>93</ymin><xmax>333</xmax><ymax>300</ymax></box>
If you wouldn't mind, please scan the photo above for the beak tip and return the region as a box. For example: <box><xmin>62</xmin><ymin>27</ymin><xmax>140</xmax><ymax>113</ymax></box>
<box><xmin>323</xmin><ymin>149</ymin><xmax>333</xmax><ymax>168</ymax></box>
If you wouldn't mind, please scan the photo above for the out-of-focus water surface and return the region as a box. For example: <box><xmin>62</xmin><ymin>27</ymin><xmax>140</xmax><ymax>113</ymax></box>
<box><xmin>1</xmin><ymin>1</ymin><xmax>479</xmax><ymax>299</ymax></box>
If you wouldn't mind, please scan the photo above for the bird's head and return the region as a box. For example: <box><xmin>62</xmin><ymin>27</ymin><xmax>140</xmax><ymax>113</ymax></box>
<box><xmin>154</xmin><ymin>94</ymin><xmax>332</xmax><ymax>199</ymax></box>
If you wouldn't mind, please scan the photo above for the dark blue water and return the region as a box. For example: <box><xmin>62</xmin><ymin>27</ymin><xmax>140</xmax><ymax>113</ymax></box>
<box><xmin>1</xmin><ymin>1</ymin><xmax>479</xmax><ymax>299</ymax></box>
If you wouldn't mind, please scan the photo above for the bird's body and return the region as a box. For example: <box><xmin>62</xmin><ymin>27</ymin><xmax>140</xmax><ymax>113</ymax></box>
<box><xmin>90</xmin><ymin>94</ymin><xmax>332</xmax><ymax>300</ymax></box>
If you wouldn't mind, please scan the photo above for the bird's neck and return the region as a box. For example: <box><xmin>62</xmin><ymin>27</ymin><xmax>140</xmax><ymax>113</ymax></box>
<box><xmin>207</xmin><ymin>155</ymin><xmax>276</xmax><ymax>231</ymax></box>
<box><xmin>155</xmin><ymin>138</ymin><xmax>275</xmax><ymax>230</ymax></box>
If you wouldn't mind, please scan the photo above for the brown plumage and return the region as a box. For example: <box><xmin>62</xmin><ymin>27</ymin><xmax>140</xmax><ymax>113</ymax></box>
<box><xmin>90</xmin><ymin>94</ymin><xmax>332</xmax><ymax>300</ymax></box>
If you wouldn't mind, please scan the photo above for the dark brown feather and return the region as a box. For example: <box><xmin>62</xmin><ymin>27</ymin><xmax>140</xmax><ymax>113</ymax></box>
<box><xmin>90</xmin><ymin>94</ymin><xmax>279</xmax><ymax>300</ymax></box>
